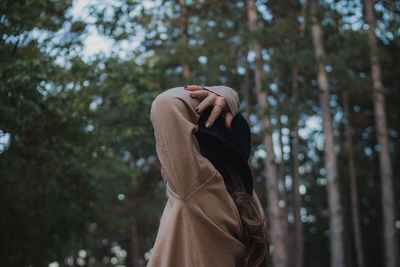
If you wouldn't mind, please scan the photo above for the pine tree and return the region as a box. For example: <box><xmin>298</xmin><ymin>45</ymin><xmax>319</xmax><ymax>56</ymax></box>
<box><xmin>247</xmin><ymin>0</ymin><xmax>287</xmax><ymax>266</ymax></box>
<box><xmin>309</xmin><ymin>0</ymin><xmax>345</xmax><ymax>266</ymax></box>
<box><xmin>363</xmin><ymin>1</ymin><xmax>399</xmax><ymax>267</ymax></box>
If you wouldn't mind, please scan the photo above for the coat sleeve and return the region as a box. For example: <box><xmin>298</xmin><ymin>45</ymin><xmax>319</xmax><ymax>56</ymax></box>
<box><xmin>150</xmin><ymin>86</ymin><xmax>240</xmax><ymax>199</ymax></box>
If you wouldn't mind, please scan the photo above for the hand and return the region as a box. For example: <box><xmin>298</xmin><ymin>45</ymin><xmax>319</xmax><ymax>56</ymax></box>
<box><xmin>184</xmin><ymin>85</ymin><xmax>234</xmax><ymax>129</ymax></box>
<box><xmin>161</xmin><ymin>166</ymin><xmax>168</xmax><ymax>200</ymax></box>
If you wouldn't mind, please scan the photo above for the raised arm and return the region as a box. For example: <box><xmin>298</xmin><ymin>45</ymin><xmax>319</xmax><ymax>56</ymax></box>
<box><xmin>150</xmin><ymin>86</ymin><xmax>240</xmax><ymax>199</ymax></box>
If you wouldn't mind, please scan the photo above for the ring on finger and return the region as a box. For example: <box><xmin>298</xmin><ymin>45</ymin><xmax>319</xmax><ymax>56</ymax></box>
<box><xmin>214</xmin><ymin>104</ymin><xmax>226</xmax><ymax>115</ymax></box>
<box><xmin>214</xmin><ymin>103</ymin><xmax>224</xmax><ymax>109</ymax></box>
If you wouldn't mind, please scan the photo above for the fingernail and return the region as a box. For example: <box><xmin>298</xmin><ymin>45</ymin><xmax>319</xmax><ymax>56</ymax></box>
<box><xmin>195</xmin><ymin>107</ymin><xmax>199</xmax><ymax>112</ymax></box>
<box><xmin>205</xmin><ymin>121</ymin><xmax>211</xmax><ymax>128</ymax></box>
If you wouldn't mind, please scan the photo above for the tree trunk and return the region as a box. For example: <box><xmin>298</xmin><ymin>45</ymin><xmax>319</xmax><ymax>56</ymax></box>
<box><xmin>178</xmin><ymin>0</ymin><xmax>191</xmax><ymax>81</ymax></box>
<box><xmin>247</xmin><ymin>1</ymin><xmax>287</xmax><ymax>266</ymax></box>
<box><xmin>276</xmin><ymin>79</ymin><xmax>291</xmax><ymax>267</ymax></box>
<box><xmin>363</xmin><ymin>1</ymin><xmax>399</xmax><ymax>267</ymax></box>
<box><xmin>244</xmin><ymin>47</ymin><xmax>251</xmax><ymax>122</ymax></box>
<box><xmin>291</xmin><ymin>66</ymin><xmax>304</xmax><ymax>267</ymax></box>
<box><xmin>131</xmin><ymin>223</ymin><xmax>143</xmax><ymax>267</ymax></box>
<box><xmin>276</xmin><ymin>80</ymin><xmax>286</xmax><ymax>184</ymax></box>
<box><xmin>310</xmin><ymin>1</ymin><xmax>345</xmax><ymax>267</ymax></box>
<box><xmin>342</xmin><ymin>90</ymin><xmax>365</xmax><ymax>267</ymax></box>
<box><xmin>290</xmin><ymin>3</ymin><xmax>306</xmax><ymax>266</ymax></box>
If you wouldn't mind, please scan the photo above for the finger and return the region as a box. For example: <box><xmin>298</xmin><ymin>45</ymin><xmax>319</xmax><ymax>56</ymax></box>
<box><xmin>225</xmin><ymin>112</ymin><xmax>234</xmax><ymax>129</ymax></box>
<box><xmin>205</xmin><ymin>104</ymin><xmax>223</xmax><ymax>127</ymax></box>
<box><xmin>184</xmin><ymin>85</ymin><xmax>204</xmax><ymax>91</ymax></box>
<box><xmin>214</xmin><ymin>96</ymin><xmax>227</xmax><ymax>111</ymax></box>
<box><xmin>195</xmin><ymin>94</ymin><xmax>215</xmax><ymax>113</ymax></box>
<box><xmin>188</xmin><ymin>90</ymin><xmax>208</xmax><ymax>100</ymax></box>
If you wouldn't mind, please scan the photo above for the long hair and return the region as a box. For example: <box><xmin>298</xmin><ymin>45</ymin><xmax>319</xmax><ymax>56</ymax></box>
<box><xmin>198</xmin><ymin>141</ymin><xmax>270</xmax><ymax>267</ymax></box>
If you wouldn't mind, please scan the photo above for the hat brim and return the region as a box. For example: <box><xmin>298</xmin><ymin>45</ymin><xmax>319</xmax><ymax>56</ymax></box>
<box><xmin>195</xmin><ymin>128</ymin><xmax>254</xmax><ymax>195</ymax></box>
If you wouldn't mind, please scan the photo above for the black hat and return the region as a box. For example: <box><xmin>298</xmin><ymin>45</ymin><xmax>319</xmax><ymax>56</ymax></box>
<box><xmin>194</xmin><ymin>106</ymin><xmax>253</xmax><ymax>195</ymax></box>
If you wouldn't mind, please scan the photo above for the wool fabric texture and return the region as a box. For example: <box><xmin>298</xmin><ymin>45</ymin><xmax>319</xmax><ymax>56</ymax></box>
<box><xmin>149</xmin><ymin>86</ymin><xmax>265</xmax><ymax>267</ymax></box>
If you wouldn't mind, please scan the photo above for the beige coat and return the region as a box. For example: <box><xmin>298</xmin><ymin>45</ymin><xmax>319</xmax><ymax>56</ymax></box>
<box><xmin>149</xmin><ymin>86</ymin><xmax>265</xmax><ymax>267</ymax></box>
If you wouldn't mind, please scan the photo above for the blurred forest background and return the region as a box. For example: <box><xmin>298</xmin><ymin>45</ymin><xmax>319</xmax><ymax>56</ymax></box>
<box><xmin>1</xmin><ymin>0</ymin><xmax>399</xmax><ymax>266</ymax></box>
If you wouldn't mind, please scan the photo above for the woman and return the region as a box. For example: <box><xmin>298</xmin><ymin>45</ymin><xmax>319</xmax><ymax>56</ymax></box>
<box><xmin>149</xmin><ymin>85</ymin><xmax>269</xmax><ymax>266</ymax></box>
